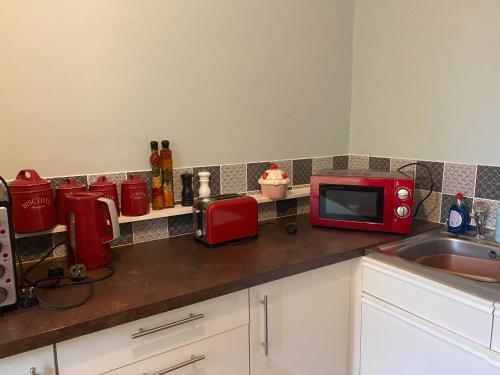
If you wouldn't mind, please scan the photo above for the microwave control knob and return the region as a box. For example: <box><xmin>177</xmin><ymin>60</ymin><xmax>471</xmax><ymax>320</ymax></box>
<box><xmin>0</xmin><ymin>287</ymin><xmax>7</xmax><ymax>304</ymax></box>
<box><xmin>396</xmin><ymin>206</ymin><xmax>410</xmax><ymax>218</ymax></box>
<box><xmin>396</xmin><ymin>188</ymin><xmax>410</xmax><ymax>200</ymax></box>
<box><xmin>0</xmin><ymin>265</ymin><xmax>5</xmax><ymax>278</ymax></box>
<box><xmin>195</xmin><ymin>229</ymin><xmax>203</xmax><ymax>237</ymax></box>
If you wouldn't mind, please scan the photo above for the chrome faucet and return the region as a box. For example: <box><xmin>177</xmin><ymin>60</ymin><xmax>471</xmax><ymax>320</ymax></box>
<box><xmin>472</xmin><ymin>202</ymin><xmax>488</xmax><ymax>239</ymax></box>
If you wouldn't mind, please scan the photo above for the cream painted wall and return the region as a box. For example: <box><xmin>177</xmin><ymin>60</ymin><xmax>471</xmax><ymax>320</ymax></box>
<box><xmin>0</xmin><ymin>0</ymin><xmax>354</xmax><ymax>179</ymax></box>
<box><xmin>350</xmin><ymin>0</ymin><xmax>500</xmax><ymax>166</ymax></box>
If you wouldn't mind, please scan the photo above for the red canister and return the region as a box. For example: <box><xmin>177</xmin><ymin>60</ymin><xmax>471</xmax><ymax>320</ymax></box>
<box><xmin>9</xmin><ymin>169</ymin><xmax>56</xmax><ymax>233</ymax></box>
<box><xmin>89</xmin><ymin>176</ymin><xmax>120</xmax><ymax>216</ymax></box>
<box><xmin>55</xmin><ymin>178</ymin><xmax>86</xmax><ymax>225</ymax></box>
<box><xmin>121</xmin><ymin>175</ymin><xmax>150</xmax><ymax>216</ymax></box>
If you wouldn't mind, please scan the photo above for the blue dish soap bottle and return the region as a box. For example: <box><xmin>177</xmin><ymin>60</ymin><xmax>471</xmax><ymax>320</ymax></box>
<box><xmin>447</xmin><ymin>192</ymin><xmax>469</xmax><ymax>235</ymax></box>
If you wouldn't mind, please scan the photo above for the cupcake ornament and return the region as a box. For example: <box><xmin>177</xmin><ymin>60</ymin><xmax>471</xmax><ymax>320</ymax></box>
<box><xmin>258</xmin><ymin>163</ymin><xmax>289</xmax><ymax>199</ymax></box>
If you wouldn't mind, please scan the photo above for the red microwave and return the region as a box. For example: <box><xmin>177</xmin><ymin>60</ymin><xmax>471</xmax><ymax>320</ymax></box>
<box><xmin>310</xmin><ymin>170</ymin><xmax>414</xmax><ymax>234</ymax></box>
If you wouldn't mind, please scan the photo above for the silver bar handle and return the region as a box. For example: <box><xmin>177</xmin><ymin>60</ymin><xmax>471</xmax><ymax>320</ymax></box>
<box><xmin>261</xmin><ymin>295</ymin><xmax>269</xmax><ymax>356</ymax></box>
<box><xmin>131</xmin><ymin>313</ymin><xmax>205</xmax><ymax>339</ymax></box>
<box><xmin>142</xmin><ymin>354</ymin><xmax>206</xmax><ymax>375</ymax></box>
<box><xmin>29</xmin><ymin>368</ymin><xmax>37</xmax><ymax>375</ymax></box>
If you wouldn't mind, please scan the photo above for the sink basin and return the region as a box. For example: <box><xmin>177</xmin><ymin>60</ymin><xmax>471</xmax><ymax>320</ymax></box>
<box><xmin>371</xmin><ymin>231</ymin><xmax>500</xmax><ymax>283</ymax></box>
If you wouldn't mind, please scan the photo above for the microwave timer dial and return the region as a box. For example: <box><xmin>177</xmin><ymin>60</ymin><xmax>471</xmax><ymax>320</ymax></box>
<box><xmin>396</xmin><ymin>205</ymin><xmax>410</xmax><ymax>218</ymax></box>
<box><xmin>396</xmin><ymin>188</ymin><xmax>410</xmax><ymax>200</ymax></box>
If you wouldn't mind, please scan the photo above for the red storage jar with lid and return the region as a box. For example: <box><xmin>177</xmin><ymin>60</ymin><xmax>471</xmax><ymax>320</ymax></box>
<box><xmin>9</xmin><ymin>169</ymin><xmax>56</xmax><ymax>233</ymax></box>
<box><xmin>121</xmin><ymin>175</ymin><xmax>150</xmax><ymax>216</ymax></box>
<box><xmin>55</xmin><ymin>178</ymin><xmax>86</xmax><ymax>225</ymax></box>
<box><xmin>89</xmin><ymin>176</ymin><xmax>120</xmax><ymax>216</ymax></box>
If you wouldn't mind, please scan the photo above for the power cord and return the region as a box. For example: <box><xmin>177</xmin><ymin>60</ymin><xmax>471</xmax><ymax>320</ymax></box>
<box><xmin>397</xmin><ymin>162</ymin><xmax>434</xmax><ymax>218</ymax></box>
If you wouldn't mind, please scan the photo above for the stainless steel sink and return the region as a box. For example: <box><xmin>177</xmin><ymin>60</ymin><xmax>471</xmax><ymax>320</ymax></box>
<box><xmin>370</xmin><ymin>230</ymin><xmax>500</xmax><ymax>283</ymax></box>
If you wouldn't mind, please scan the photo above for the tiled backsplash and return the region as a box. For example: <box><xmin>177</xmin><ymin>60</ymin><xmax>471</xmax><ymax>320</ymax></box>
<box><xmin>349</xmin><ymin>155</ymin><xmax>500</xmax><ymax>230</ymax></box>
<box><xmin>17</xmin><ymin>156</ymin><xmax>342</xmax><ymax>261</ymax></box>
<box><xmin>16</xmin><ymin>154</ymin><xmax>500</xmax><ymax>261</ymax></box>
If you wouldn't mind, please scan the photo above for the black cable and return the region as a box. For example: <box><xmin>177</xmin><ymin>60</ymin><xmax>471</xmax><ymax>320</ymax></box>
<box><xmin>23</xmin><ymin>243</ymin><xmax>65</xmax><ymax>286</ymax></box>
<box><xmin>397</xmin><ymin>162</ymin><xmax>434</xmax><ymax>218</ymax></box>
<box><xmin>259</xmin><ymin>221</ymin><xmax>287</xmax><ymax>229</ymax></box>
<box><xmin>30</xmin><ymin>266</ymin><xmax>114</xmax><ymax>310</ymax></box>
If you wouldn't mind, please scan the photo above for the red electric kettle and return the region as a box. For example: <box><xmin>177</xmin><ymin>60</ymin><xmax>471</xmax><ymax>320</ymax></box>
<box><xmin>65</xmin><ymin>192</ymin><xmax>120</xmax><ymax>270</ymax></box>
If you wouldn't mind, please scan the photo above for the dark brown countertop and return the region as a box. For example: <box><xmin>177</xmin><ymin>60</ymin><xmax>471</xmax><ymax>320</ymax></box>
<box><xmin>0</xmin><ymin>214</ymin><xmax>439</xmax><ymax>358</ymax></box>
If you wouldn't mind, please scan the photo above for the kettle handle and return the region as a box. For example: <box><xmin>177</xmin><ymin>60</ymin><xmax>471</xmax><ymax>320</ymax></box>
<box><xmin>16</xmin><ymin>169</ymin><xmax>42</xmax><ymax>181</ymax></box>
<box><xmin>97</xmin><ymin>197</ymin><xmax>120</xmax><ymax>243</ymax></box>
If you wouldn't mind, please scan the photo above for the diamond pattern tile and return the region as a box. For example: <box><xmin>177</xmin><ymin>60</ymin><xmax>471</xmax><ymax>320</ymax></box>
<box><xmin>258</xmin><ymin>202</ymin><xmax>276</xmax><ymax>221</ymax></box>
<box><xmin>133</xmin><ymin>218</ymin><xmax>169</xmax><ymax>243</ymax></box>
<box><xmin>414</xmin><ymin>189</ymin><xmax>442</xmax><ymax>223</ymax></box>
<box><xmin>193</xmin><ymin>166</ymin><xmax>221</xmax><ymax>198</ymax></box>
<box><xmin>442</xmin><ymin>163</ymin><xmax>476</xmax><ymax>198</ymax></box>
<box><xmin>293</xmin><ymin>159</ymin><xmax>312</xmax><ymax>186</ymax></box>
<box><xmin>415</xmin><ymin>161</ymin><xmax>444</xmax><ymax>192</ymax></box>
<box><xmin>168</xmin><ymin>214</ymin><xmax>193</xmax><ymax>236</ymax></box>
<box><xmin>49</xmin><ymin>175</ymin><xmax>88</xmax><ymax>189</ymax></box>
<box><xmin>312</xmin><ymin>157</ymin><xmax>333</xmax><ymax>174</ymax></box>
<box><xmin>247</xmin><ymin>162</ymin><xmax>269</xmax><ymax>192</ymax></box>
<box><xmin>473</xmin><ymin>199</ymin><xmax>500</xmax><ymax>229</ymax></box>
<box><xmin>349</xmin><ymin>155</ymin><xmax>369</xmax><ymax>170</ymax></box>
<box><xmin>369</xmin><ymin>157</ymin><xmax>390</xmax><ymax>171</ymax></box>
<box><xmin>440</xmin><ymin>194</ymin><xmax>473</xmax><ymax>224</ymax></box>
<box><xmin>221</xmin><ymin>164</ymin><xmax>247</xmax><ymax>194</ymax></box>
<box><xmin>173</xmin><ymin>168</ymin><xmax>193</xmax><ymax>204</ymax></box>
<box><xmin>276</xmin><ymin>199</ymin><xmax>297</xmax><ymax>217</ymax></box>
<box><xmin>390</xmin><ymin>158</ymin><xmax>417</xmax><ymax>173</ymax></box>
<box><xmin>272</xmin><ymin>160</ymin><xmax>293</xmax><ymax>188</ymax></box>
<box><xmin>332</xmin><ymin>155</ymin><xmax>349</xmax><ymax>170</ymax></box>
<box><xmin>88</xmin><ymin>172</ymin><xmax>127</xmax><ymax>186</ymax></box>
<box><xmin>110</xmin><ymin>223</ymin><xmax>133</xmax><ymax>248</ymax></box>
<box><xmin>15</xmin><ymin>234</ymin><xmax>53</xmax><ymax>262</ymax></box>
<box><xmin>127</xmin><ymin>170</ymin><xmax>152</xmax><ymax>202</ymax></box>
<box><xmin>475</xmin><ymin>165</ymin><xmax>500</xmax><ymax>201</ymax></box>
<box><xmin>52</xmin><ymin>232</ymin><xmax>68</xmax><ymax>257</ymax></box>
<box><xmin>297</xmin><ymin>197</ymin><xmax>310</xmax><ymax>214</ymax></box>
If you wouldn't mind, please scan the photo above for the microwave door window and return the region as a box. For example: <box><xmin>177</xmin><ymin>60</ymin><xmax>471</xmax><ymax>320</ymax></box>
<box><xmin>320</xmin><ymin>185</ymin><xmax>384</xmax><ymax>223</ymax></box>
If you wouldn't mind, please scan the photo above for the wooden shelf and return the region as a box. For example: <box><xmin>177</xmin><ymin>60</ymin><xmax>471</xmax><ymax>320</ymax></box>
<box><xmin>15</xmin><ymin>187</ymin><xmax>310</xmax><ymax>239</ymax></box>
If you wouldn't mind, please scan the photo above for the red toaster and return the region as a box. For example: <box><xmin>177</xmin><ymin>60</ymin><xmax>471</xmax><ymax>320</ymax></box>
<box><xmin>193</xmin><ymin>194</ymin><xmax>258</xmax><ymax>247</ymax></box>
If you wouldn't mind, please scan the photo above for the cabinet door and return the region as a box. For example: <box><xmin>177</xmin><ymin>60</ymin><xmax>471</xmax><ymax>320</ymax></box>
<box><xmin>250</xmin><ymin>261</ymin><xmax>350</xmax><ymax>375</ymax></box>
<box><xmin>360</xmin><ymin>294</ymin><xmax>500</xmax><ymax>375</ymax></box>
<box><xmin>0</xmin><ymin>346</ymin><xmax>56</xmax><ymax>375</ymax></box>
<box><xmin>105</xmin><ymin>325</ymin><xmax>248</xmax><ymax>375</ymax></box>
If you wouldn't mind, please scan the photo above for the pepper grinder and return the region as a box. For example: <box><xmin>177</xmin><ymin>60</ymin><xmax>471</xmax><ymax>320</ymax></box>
<box><xmin>180</xmin><ymin>173</ymin><xmax>194</xmax><ymax>206</ymax></box>
<box><xmin>198</xmin><ymin>171</ymin><xmax>211</xmax><ymax>198</ymax></box>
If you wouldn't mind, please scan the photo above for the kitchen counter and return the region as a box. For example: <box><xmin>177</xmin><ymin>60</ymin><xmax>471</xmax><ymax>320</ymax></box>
<box><xmin>0</xmin><ymin>214</ymin><xmax>439</xmax><ymax>358</ymax></box>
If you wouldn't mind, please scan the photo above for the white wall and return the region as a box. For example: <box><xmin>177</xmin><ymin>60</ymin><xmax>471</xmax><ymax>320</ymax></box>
<box><xmin>350</xmin><ymin>0</ymin><xmax>500</xmax><ymax>166</ymax></box>
<box><xmin>0</xmin><ymin>0</ymin><xmax>354</xmax><ymax>179</ymax></box>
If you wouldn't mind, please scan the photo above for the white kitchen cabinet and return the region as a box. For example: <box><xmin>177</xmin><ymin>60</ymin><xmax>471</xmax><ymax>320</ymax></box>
<box><xmin>57</xmin><ymin>290</ymin><xmax>248</xmax><ymax>375</ymax></box>
<box><xmin>360</xmin><ymin>293</ymin><xmax>500</xmax><ymax>375</ymax></box>
<box><xmin>362</xmin><ymin>257</ymin><xmax>494</xmax><ymax>346</ymax></box>
<box><xmin>0</xmin><ymin>345</ymin><xmax>56</xmax><ymax>375</ymax></box>
<box><xmin>250</xmin><ymin>261</ymin><xmax>350</xmax><ymax>375</ymax></box>
<box><xmin>104</xmin><ymin>325</ymin><xmax>249</xmax><ymax>375</ymax></box>
<box><xmin>492</xmin><ymin>303</ymin><xmax>500</xmax><ymax>353</ymax></box>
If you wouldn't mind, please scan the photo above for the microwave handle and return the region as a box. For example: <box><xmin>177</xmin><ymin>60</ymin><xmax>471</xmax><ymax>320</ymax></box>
<box><xmin>97</xmin><ymin>197</ymin><xmax>120</xmax><ymax>243</ymax></box>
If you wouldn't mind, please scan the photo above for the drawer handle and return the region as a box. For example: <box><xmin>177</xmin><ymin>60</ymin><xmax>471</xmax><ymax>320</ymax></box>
<box><xmin>261</xmin><ymin>295</ymin><xmax>269</xmax><ymax>356</ymax></box>
<box><xmin>142</xmin><ymin>354</ymin><xmax>206</xmax><ymax>375</ymax></box>
<box><xmin>132</xmin><ymin>313</ymin><xmax>205</xmax><ymax>339</ymax></box>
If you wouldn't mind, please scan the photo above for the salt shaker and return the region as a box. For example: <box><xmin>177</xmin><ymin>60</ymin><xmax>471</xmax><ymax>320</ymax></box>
<box><xmin>181</xmin><ymin>173</ymin><xmax>194</xmax><ymax>206</ymax></box>
<box><xmin>198</xmin><ymin>171</ymin><xmax>211</xmax><ymax>198</ymax></box>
